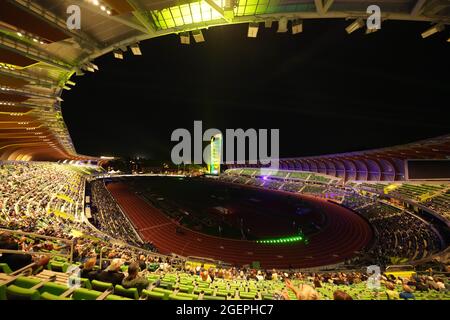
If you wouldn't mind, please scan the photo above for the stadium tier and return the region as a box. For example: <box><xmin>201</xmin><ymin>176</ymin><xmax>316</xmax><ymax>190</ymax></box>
<box><xmin>1</xmin><ymin>162</ymin><xmax>449</xmax><ymax>301</ymax></box>
<box><xmin>0</xmin><ymin>0</ymin><xmax>449</xmax><ymax>304</ymax></box>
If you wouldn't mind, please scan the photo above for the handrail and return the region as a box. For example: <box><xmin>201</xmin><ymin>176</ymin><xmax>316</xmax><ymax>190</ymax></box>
<box><xmin>0</xmin><ymin>227</ymin><xmax>73</xmax><ymax>262</ymax></box>
<box><xmin>0</xmin><ymin>228</ymin><xmax>72</xmax><ymax>244</ymax></box>
<box><xmin>99</xmin><ymin>245</ymin><xmax>185</xmax><ymax>269</ymax></box>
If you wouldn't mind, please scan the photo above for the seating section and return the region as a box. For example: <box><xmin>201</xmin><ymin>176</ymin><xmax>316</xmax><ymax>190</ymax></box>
<box><xmin>1</xmin><ymin>163</ymin><xmax>449</xmax><ymax>301</ymax></box>
<box><xmin>89</xmin><ymin>180</ymin><xmax>142</xmax><ymax>246</ymax></box>
<box><xmin>1</xmin><ymin>263</ymin><xmax>449</xmax><ymax>300</ymax></box>
<box><xmin>348</xmin><ymin>202</ymin><xmax>442</xmax><ymax>266</ymax></box>
<box><xmin>0</xmin><ymin>162</ymin><xmax>88</xmax><ymax>222</ymax></box>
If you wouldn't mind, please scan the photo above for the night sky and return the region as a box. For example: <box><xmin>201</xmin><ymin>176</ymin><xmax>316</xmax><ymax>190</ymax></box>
<box><xmin>62</xmin><ymin>20</ymin><xmax>450</xmax><ymax>160</ymax></box>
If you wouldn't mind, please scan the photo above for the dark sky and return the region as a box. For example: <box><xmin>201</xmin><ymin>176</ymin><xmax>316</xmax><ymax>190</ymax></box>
<box><xmin>62</xmin><ymin>19</ymin><xmax>450</xmax><ymax>160</ymax></box>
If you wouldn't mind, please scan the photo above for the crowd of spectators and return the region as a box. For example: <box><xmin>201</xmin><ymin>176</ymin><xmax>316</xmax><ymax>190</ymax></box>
<box><xmin>89</xmin><ymin>180</ymin><xmax>144</xmax><ymax>247</ymax></box>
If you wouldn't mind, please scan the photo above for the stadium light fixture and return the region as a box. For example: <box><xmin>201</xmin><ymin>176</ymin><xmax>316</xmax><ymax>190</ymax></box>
<box><xmin>248</xmin><ymin>23</ymin><xmax>259</xmax><ymax>38</ymax></box>
<box><xmin>421</xmin><ymin>23</ymin><xmax>445</xmax><ymax>38</ymax></box>
<box><xmin>277</xmin><ymin>17</ymin><xmax>288</xmax><ymax>33</ymax></box>
<box><xmin>292</xmin><ymin>19</ymin><xmax>303</xmax><ymax>35</ymax></box>
<box><xmin>180</xmin><ymin>32</ymin><xmax>190</xmax><ymax>45</ymax></box>
<box><xmin>365</xmin><ymin>27</ymin><xmax>378</xmax><ymax>35</ymax></box>
<box><xmin>130</xmin><ymin>43</ymin><xmax>142</xmax><ymax>55</ymax></box>
<box><xmin>345</xmin><ymin>18</ymin><xmax>365</xmax><ymax>34</ymax></box>
<box><xmin>265</xmin><ymin>20</ymin><xmax>273</xmax><ymax>28</ymax></box>
<box><xmin>113</xmin><ymin>49</ymin><xmax>124</xmax><ymax>59</ymax></box>
<box><xmin>192</xmin><ymin>30</ymin><xmax>205</xmax><ymax>43</ymax></box>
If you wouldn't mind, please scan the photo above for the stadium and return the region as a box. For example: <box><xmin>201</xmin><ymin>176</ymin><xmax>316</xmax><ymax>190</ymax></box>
<box><xmin>0</xmin><ymin>0</ymin><xmax>449</xmax><ymax>304</ymax></box>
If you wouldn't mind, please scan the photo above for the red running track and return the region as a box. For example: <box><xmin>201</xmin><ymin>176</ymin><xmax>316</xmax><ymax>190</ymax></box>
<box><xmin>107</xmin><ymin>182</ymin><xmax>373</xmax><ymax>269</ymax></box>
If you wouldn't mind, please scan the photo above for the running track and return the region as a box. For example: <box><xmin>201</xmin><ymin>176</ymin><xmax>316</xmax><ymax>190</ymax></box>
<box><xmin>107</xmin><ymin>182</ymin><xmax>373</xmax><ymax>269</ymax></box>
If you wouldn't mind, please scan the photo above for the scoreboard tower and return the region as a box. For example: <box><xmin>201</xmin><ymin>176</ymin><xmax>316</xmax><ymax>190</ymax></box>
<box><xmin>209</xmin><ymin>133</ymin><xmax>222</xmax><ymax>175</ymax></box>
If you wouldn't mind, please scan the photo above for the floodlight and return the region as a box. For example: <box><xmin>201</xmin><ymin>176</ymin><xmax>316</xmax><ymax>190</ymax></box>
<box><xmin>345</xmin><ymin>18</ymin><xmax>365</xmax><ymax>34</ymax></box>
<box><xmin>292</xmin><ymin>20</ymin><xmax>303</xmax><ymax>35</ymax></box>
<box><xmin>113</xmin><ymin>49</ymin><xmax>123</xmax><ymax>59</ymax></box>
<box><xmin>130</xmin><ymin>43</ymin><xmax>142</xmax><ymax>55</ymax></box>
<box><xmin>248</xmin><ymin>23</ymin><xmax>259</xmax><ymax>38</ymax></box>
<box><xmin>192</xmin><ymin>30</ymin><xmax>205</xmax><ymax>43</ymax></box>
<box><xmin>421</xmin><ymin>23</ymin><xmax>445</xmax><ymax>38</ymax></box>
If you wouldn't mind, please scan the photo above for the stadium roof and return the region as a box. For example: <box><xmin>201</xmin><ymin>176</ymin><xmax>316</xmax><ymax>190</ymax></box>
<box><xmin>229</xmin><ymin>134</ymin><xmax>450</xmax><ymax>181</ymax></box>
<box><xmin>0</xmin><ymin>0</ymin><xmax>449</xmax><ymax>161</ymax></box>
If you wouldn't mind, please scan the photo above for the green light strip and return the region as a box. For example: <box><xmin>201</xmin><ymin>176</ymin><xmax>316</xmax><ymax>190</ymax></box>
<box><xmin>256</xmin><ymin>235</ymin><xmax>306</xmax><ymax>244</ymax></box>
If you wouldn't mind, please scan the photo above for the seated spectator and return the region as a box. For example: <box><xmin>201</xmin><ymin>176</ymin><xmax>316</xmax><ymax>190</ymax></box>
<box><xmin>80</xmin><ymin>257</ymin><xmax>98</xmax><ymax>281</ymax></box>
<box><xmin>256</xmin><ymin>270</ymin><xmax>264</xmax><ymax>282</ymax></box>
<box><xmin>435</xmin><ymin>278</ymin><xmax>446</xmax><ymax>292</ymax></box>
<box><xmin>0</xmin><ymin>233</ymin><xmax>32</xmax><ymax>271</ymax></box>
<box><xmin>313</xmin><ymin>276</ymin><xmax>322</xmax><ymax>288</ymax></box>
<box><xmin>285</xmin><ymin>279</ymin><xmax>320</xmax><ymax>300</ymax></box>
<box><xmin>96</xmin><ymin>258</ymin><xmax>125</xmax><ymax>286</ymax></box>
<box><xmin>333</xmin><ymin>290</ymin><xmax>353</xmax><ymax>300</ymax></box>
<box><xmin>399</xmin><ymin>284</ymin><xmax>415</xmax><ymax>300</ymax></box>
<box><xmin>385</xmin><ymin>282</ymin><xmax>400</xmax><ymax>300</ymax></box>
<box><xmin>122</xmin><ymin>262</ymin><xmax>149</xmax><ymax>294</ymax></box>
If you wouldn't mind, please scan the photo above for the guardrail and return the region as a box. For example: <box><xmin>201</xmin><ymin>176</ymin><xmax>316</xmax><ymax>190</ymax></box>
<box><xmin>0</xmin><ymin>228</ymin><xmax>73</xmax><ymax>263</ymax></box>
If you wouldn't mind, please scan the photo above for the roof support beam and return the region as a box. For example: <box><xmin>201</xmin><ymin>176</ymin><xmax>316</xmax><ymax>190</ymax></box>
<box><xmin>411</xmin><ymin>0</ymin><xmax>427</xmax><ymax>16</ymax></box>
<box><xmin>314</xmin><ymin>0</ymin><xmax>334</xmax><ymax>15</ymax></box>
<box><xmin>204</xmin><ymin>0</ymin><xmax>232</xmax><ymax>22</ymax></box>
<box><xmin>75</xmin><ymin>0</ymin><xmax>150</xmax><ymax>35</ymax></box>
<box><xmin>6</xmin><ymin>0</ymin><xmax>103</xmax><ymax>51</ymax></box>
<box><xmin>126</xmin><ymin>0</ymin><xmax>156</xmax><ymax>33</ymax></box>
<box><xmin>0</xmin><ymin>34</ymin><xmax>73</xmax><ymax>71</ymax></box>
<box><xmin>0</xmin><ymin>68</ymin><xmax>57</xmax><ymax>88</ymax></box>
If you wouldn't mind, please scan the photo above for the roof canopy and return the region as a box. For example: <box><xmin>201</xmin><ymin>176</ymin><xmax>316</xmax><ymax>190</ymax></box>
<box><xmin>0</xmin><ymin>0</ymin><xmax>449</xmax><ymax>161</ymax></box>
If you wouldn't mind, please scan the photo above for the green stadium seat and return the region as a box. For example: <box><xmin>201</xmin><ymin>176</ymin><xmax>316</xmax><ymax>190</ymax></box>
<box><xmin>47</xmin><ymin>261</ymin><xmax>69</xmax><ymax>273</ymax></box>
<box><xmin>239</xmin><ymin>292</ymin><xmax>256</xmax><ymax>300</ymax></box>
<box><xmin>41</xmin><ymin>292</ymin><xmax>71</xmax><ymax>301</ymax></box>
<box><xmin>0</xmin><ymin>263</ymin><xmax>12</xmax><ymax>274</ymax></box>
<box><xmin>91</xmin><ymin>280</ymin><xmax>114</xmax><ymax>292</ymax></box>
<box><xmin>175</xmin><ymin>292</ymin><xmax>198</xmax><ymax>300</ymax></box>
<box><xmin>178</xmin><ymin>284</ymin><xmax>194</xmax><ymax>294</ymax></box>
<box><xmin>114</xmin><ymin>285</ymin><xmax>139</xmax><ymax>299</ymax></box>
<box><xmin>169</xmin><ymin>294</ymin><xmax>193</xmax><ymax>300</ymax></box>
<box><xmin>152</xmin><ymin>287</ymin><xmax>173</xmax><ymax>300</ymax></box>
<box><xmin>72</xmin><ymin>288</ymin><xmax>102</xmax><ymax>300</ymax></box>
<box><xmin>0</xmin><ymin>284</ymin><xmax>6</xmax><ymax>300</ymax></box>
<box><xmin>194</xmin><ymin>288</ymin><xmax>213</xmax><ymax>295</ymax></box>
<box><xmin>78</xmin><ymin>278</ymin><xmax>92</xmax><ymax>289</ymax></box>
<box><xmin>39</xmin><ymin>282</ymin><xmax>69</xmax><ymax>296</ymax></box>
<box><xmin>14</xmin><ymin>276</ymin><xmax>41</xmax><ymax>288</ymax></box>
<box><xmin>142</xmin><ymin>289</ymin><xmax>164</xmax><ymax>300</ymax></box>
<box><xmin>6</xmin><ymin>285</ymin><xmax>40</xmax><ymax>300</ymax></box>
<box><xmin>216</xmin><ymin>290</ymin><xmax>229</xmax><ymax>297</ymax></box>
<box><xmin>159</xmin><ymin>281</ymin><xmax>174</xmax><ymax>289</ymax></box>
<box><xmin>106</xmin><ymin>294</ymin><xmax>132</xmax><ymax>300</ymax></box>
<box><xmin>202</xmin><ymin>295</ymin><xmax>226</xmax><ymax>300</ymax></box>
